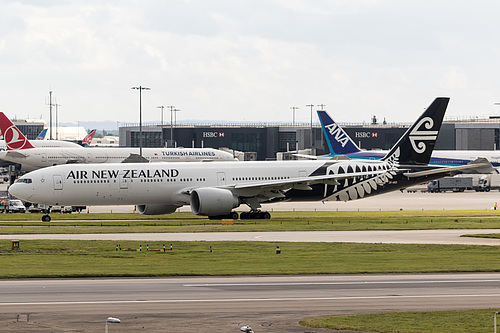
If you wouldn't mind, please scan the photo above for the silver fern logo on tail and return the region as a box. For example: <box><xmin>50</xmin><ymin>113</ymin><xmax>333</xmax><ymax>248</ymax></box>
<box><xmin>409</xmin><ymin>117</ymin><xmax>438</xmax><ymax>154</ymax></box>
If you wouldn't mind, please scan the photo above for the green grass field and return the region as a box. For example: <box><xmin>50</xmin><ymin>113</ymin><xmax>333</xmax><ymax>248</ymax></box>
<box><xmin>3</xmin><ymin>239</ymin><xmax>500</xmax><ymax>278</ymax></box>
<box><xmin>2</xmin><ymin>210</ymin><xmax>500</xmax><ymax>234</ymax></box>
<box><xmin>300</xmin><ymin>309</ymin><xmax>500</xmax><ymax>333</ymax></box>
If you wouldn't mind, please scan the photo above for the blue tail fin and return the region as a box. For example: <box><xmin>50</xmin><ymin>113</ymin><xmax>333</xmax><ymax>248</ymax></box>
<box><xmin>318</xmin><ymin>110</ymin><xmax>361</xmax><ymax>155</ymax></box>
<box><xmin>36</xmin><ymin>128</ymin><xmax>47</xmax><ymax>140</ymax></box>
<box><xmin>382</xmin><ymin>97</ymin><xmax>449</xmax><ymax>165</ymax></box>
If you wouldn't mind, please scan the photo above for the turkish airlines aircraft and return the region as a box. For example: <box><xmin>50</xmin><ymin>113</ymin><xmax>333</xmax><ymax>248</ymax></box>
<box><xmin>10</xmin><ymin>97</ymin><xmax>484</xmax><ymax>221</ymax></box>
<box><xmin>0</xmin><ymin>112</ymin><xmax>236</xmax><ymax>172</ymax></box>
<box><xmin>0</xmin><ymin>117</ymin><xmax>83</xmax><ymax>168</ymax></box>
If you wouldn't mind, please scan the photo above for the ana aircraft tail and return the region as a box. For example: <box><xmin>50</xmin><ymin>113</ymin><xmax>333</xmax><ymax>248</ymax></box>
<box><xmin>36</xmin><ymin>128</ymin><xmax>48</xmax><ymax>140</ymax></box>
<box><xmin>82</xmin><ymin>129</ymin><xmax>96</xmax><ymax>146</ymax></box>
<box><xmin>382</xmin><ymin>97</ymin><xmax>449</xmax><ymax>165</ymax></box>
<box><xmin>318</xmin><ymin>110</ymin><xmax>361</xmax><ymax>155</ymax></box>
<box><xmin>0</xmin><ymin>112</ymin><xmax>35</xmax><ymax>150</ymax></box>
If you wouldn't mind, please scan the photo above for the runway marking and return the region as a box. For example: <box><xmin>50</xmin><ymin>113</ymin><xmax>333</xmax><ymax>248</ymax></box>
<box><xmin>183</xmin><ymin>279</ymin><xmax>500</xmax><ymax>287</ymax></box>
<box><xmin>2</xmin><ymin>293</ymin><xmax>500</xmax><ymax>306</ymax></box>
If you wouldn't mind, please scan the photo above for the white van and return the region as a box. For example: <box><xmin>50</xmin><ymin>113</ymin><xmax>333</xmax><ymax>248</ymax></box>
<box><xmin>8</xmin><ymin>200</ymin><xmax>26</xmax><ymax>213</ymax></box>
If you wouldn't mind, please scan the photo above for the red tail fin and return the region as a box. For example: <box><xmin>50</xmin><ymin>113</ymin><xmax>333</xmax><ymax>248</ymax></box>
<box><xmin>0</xmin><ymin>112</ymin><xmax>35</xmax><ymax>150</ymax></box>
<box><xmin>82</xmin><ymin>129</ymin><xmax>96</xmax><ymax>146</ymax></box>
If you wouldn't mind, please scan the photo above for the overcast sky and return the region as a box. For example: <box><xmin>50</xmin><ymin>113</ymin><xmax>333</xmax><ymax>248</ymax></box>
<box><xmin>2</xmin><ymin>0</ymin><xmax>500</xmax><ymax>126</ymax></box>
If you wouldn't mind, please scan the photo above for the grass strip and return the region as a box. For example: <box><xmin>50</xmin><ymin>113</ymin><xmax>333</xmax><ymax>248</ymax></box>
<box><xmin>2</xmin><ymin>240</ymin><xmax>500</xmax><ymax>278</ymax></box>
<box><xmin>2</xmin><ymin>210</ymin><xmax>500</xmax><ymax>234</ymax></box>
<box><xmin>300</xmin><ymin>309</ymin><xmax>500</xmax><ymax>333</ymax></box>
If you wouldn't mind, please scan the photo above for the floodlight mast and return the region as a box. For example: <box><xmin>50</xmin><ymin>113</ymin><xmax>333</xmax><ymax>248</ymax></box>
<box><xmin>290</xmin><ymin>106</ymin><xmax>299</xmax><ymax>126</ymax></box>
<box><xmin>157</xmin><ymin>105</ymin><xmax>165</xmax><ymax>145</ymax></box>
<box><xmin>131</xmin><ymin>86</ymin><xmax>150</xmax><ymax>159</ymax></box>
<box><xmin>306</xmin><ymin>104</ymin><xmax>314</xmax><ymax>128</ymax></box>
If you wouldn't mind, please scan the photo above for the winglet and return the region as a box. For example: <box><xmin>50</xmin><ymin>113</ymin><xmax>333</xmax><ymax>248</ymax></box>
<box><xmin>0</xmin><ymin>112</ymin><xmax>35</xmax><ymax>150</ymax></box>
<box><xmin>382</xmin><ymin>97</ymin><xmax>449</xmax><ymax>165</ymax></box>
<box><xmin>318</xmin><ymin>110</ymin><xmax>361</xmax><ymax>155</ymax></box>
<box><xmin>82</xmin><ymin>129</ymin><xmax>97</xmax><ymax>146</ymax></box>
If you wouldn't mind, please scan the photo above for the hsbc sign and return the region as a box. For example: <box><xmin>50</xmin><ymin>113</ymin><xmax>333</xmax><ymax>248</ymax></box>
<box><xmin>203</xmin><ymin>132</ymin><xmax>225</xmax><ymax>138</ymax></box>
<box><xmin>355</xmin><ymin>132</ymin><xmax>378</xmax><ymax>138</ymax></box>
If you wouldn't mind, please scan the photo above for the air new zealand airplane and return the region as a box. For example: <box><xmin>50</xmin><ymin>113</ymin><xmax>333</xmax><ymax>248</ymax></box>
<box><xmin>10</xmin><ymin>97</ymin><xmax>483</xmax><ymax>221</ymax></box>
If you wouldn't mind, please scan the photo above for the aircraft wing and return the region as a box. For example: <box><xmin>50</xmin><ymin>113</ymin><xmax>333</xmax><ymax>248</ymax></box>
<box><xmin>227</xmin><ymin>169</ymin><xmax>389</xmax><ymax>197</ymax></box>
<box><xmin>292</xmin><ymin>154</ymin><xmax>351</xmax><ymax>161</ymax></box>
<box><xmin>292</xmin><ymin>153</ymin><xmax>318</xmax><ymax>160</ymax></box>
<box><xmin>4</xmin><ymin>150</ymin><xmax>28</xmax><ymax>159</ymax></box>
<box><xmin>122</xmin><ymin>153</ymin><xmax>150</xmax><ymax>163</ymax></box>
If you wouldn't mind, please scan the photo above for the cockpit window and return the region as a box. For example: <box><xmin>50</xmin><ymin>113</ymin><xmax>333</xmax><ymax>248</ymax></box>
<box><xmin>16</xmin><ymin>178</ymin><xmax>32</xmax><ymax>184</ymax></box>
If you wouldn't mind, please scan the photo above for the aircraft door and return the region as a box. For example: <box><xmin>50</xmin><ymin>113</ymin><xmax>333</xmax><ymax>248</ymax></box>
<box><xmin>299</xmin><ymin>171</ymin><xmax>307</xmax><ymax>178</ymax></box>
<box><xmin>217</xmin><ymin>172</ymin><xmax>226</xmax><ymax>186</ymax></box>
<box><xmin>41</xmin><ymin>153</ymin><xmax>47</xmax><ymax>162</ymax></box>
<box><xmin>119</xmin><ymin>176</ymin><xmax>128</xmax><ymax>189</ymax></box>
<box><xmin>53</xmin><ymin>175</ymin><xmax>63</xmax><ymax>190</ymax></box>
<box><xmin>87</xmin><ymin>153</ymin><xmax>92</xmax><ymax>163</ymax></box>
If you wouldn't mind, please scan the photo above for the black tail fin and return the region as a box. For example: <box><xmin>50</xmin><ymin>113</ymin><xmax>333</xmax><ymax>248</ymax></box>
<box><xmin>382</xmin><ymin>97</ymin><xmax>449</xmax><ymax>165</ymax></box>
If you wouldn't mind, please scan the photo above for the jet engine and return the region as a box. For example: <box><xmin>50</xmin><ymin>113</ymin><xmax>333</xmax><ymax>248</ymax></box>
<box><xmin>190</xmin><ymin>188</ymin><xmax>240</xmax><ymax>216</ymax></box>
<box><xmin>136</xmin><ymin>204</ymin><xmax>179</xmax><ymax>215</ymax></box>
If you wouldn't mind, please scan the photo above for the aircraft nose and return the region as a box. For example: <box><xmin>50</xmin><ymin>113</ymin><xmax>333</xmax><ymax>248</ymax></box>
<box><xmin>8</xmin><ymin>183</ymin><xmax>21</xmax><ymax>198</ymax></box>
<box><xmin>8</xmin><ymin>183</ymin><xmax>29</xmax><ymax>201</ymax></box>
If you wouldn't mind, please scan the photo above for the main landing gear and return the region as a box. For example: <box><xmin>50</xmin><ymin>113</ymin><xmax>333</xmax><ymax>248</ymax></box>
<box><xmin>207</xmin><ymin>210</ymin><xmax>272</xmax><ymax>220</ymax></box>
<box><xmin>240</xmin><ymin>210</ymin><xmax>271</xmax><ymax>219</ymax></box>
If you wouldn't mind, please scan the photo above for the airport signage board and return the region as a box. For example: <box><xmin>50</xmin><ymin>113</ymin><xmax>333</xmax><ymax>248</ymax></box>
<box><xmin>203</xmin><ymin>131</ymin><xmax>225</xmax><ymax>138</ymax></box>
<box><xmin>355</xmin><ymin>131</ymin><xmax>378</xmax><ymax>138</ymax></box>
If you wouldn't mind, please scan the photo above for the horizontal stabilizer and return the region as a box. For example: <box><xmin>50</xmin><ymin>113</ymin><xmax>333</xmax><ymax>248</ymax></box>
<box><xmin>457</xmin><ymin>157</ymin><xmax>496</xmax><ymax>174</ymax></box>
<box><xmin>403</xmin><ymin>162</ymin><xmax>490</xmax><ymax>178</ymax></box>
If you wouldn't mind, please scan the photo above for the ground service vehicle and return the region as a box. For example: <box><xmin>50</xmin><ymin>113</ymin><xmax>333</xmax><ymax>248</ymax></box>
<box><xmin>0</xmin><ymin>198</ymin><xmax>26</xmax><ymax>213</ymax></box>
<box><xmin>427</xmin><ymin>177</ymin><xmax>474</xmax><ymax>192</ymax></box>
<box><xmin>478</xmin><ymin>174</ymin><xmax>500</xmax><ymax>191</ymax></box>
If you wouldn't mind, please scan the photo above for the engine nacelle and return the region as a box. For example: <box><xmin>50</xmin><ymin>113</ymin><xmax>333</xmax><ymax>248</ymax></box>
<box><xmin>190</xmin><ymin>188</ymin><xmax>239</xmax><ymax>216</ymax></box>
<box><xmin>136</xmin><ymin>204</ymin><xmax>179</xmax><ymax>215</ymax></box>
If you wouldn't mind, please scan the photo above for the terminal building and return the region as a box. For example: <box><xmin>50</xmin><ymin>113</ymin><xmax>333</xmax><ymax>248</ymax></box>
<box><xmin>11</xmin><ymin>116</ymin><xmax>500</xmax><ymax>160</ymax></box>
<box><xmin>117</xmin><ymin>116</ymin><xmax>500</xmax><ymax>160</ymax></box>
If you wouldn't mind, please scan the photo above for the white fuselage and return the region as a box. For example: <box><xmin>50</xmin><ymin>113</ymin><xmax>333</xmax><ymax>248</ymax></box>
<box><xmin>0</xmin><ymin>147</ymin><xmax>236</xmax><ymax>171</ymax></box>
<box><xmin>9</xmin><ymin>159</ymin><xmax>389</xmax><ymax>207</ymax></box>
<box><xmin>0</xmin><ymin>139</ymin><xmax>81</xmax><ymax>150</ymax></box>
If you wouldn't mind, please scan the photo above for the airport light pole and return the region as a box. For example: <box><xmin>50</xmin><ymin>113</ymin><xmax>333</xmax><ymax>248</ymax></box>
<box><xmin>290</xmin><ymin>106</ymin><xmax>299</xmax><ymax>126</ymax></box>
<box><xmin>167</xmin><ymin>105</ymin><xmax>175</xmax><ymax>147</ymax></box>
<box><xmin>131</xmin><ymin>86</ymin><xmax>150</xmax><ymax>159</ymax></box>
<box><xmin>173</xmin><ymin>108</ymin><xmax>180</xmax><ymax>147</ymax></box>
<box><xmin>318</xmin><ymin>104</ymin><xmax>326</xmax><ymax>111</ymax></box>
<box><xmin>55</xmin><ymin>103</ymin><xmax>60</xmax><ymax>140</ymax></box>
<box><xmin>157</xmin><ymin>105</ymin><xmax>165</xmax><ymax>145</ymax></box>
<box><xmin>306</xmin><ymin>104</ymin><xmax>314</xmax><ymax>128</ymax></box>
<box><xmin>47</xmin><ymin>91</ymin><xmax>54</xmax><ymax>140</ymax></box>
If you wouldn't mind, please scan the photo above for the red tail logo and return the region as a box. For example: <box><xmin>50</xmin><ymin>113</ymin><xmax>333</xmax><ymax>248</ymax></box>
<box><xmin>4</xmin><ymin>125</ymin><xmax>34</xmax><ymax>150</ymax></box>
<box><xmin>82</xmin><ymin>129</ymin><xmax>96</xmax><ymax>146</ymax></box>
<box><xmin>0</xmin><ymin>112</ymin><xmax>35</xmax><ymax>150</ymax></box>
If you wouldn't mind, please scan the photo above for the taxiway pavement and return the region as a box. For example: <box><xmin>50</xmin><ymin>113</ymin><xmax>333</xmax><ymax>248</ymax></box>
<box><xmin>2</xmin><ymin>273</ymin><xmax>500</xmax><ymax>332</ymax></box>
